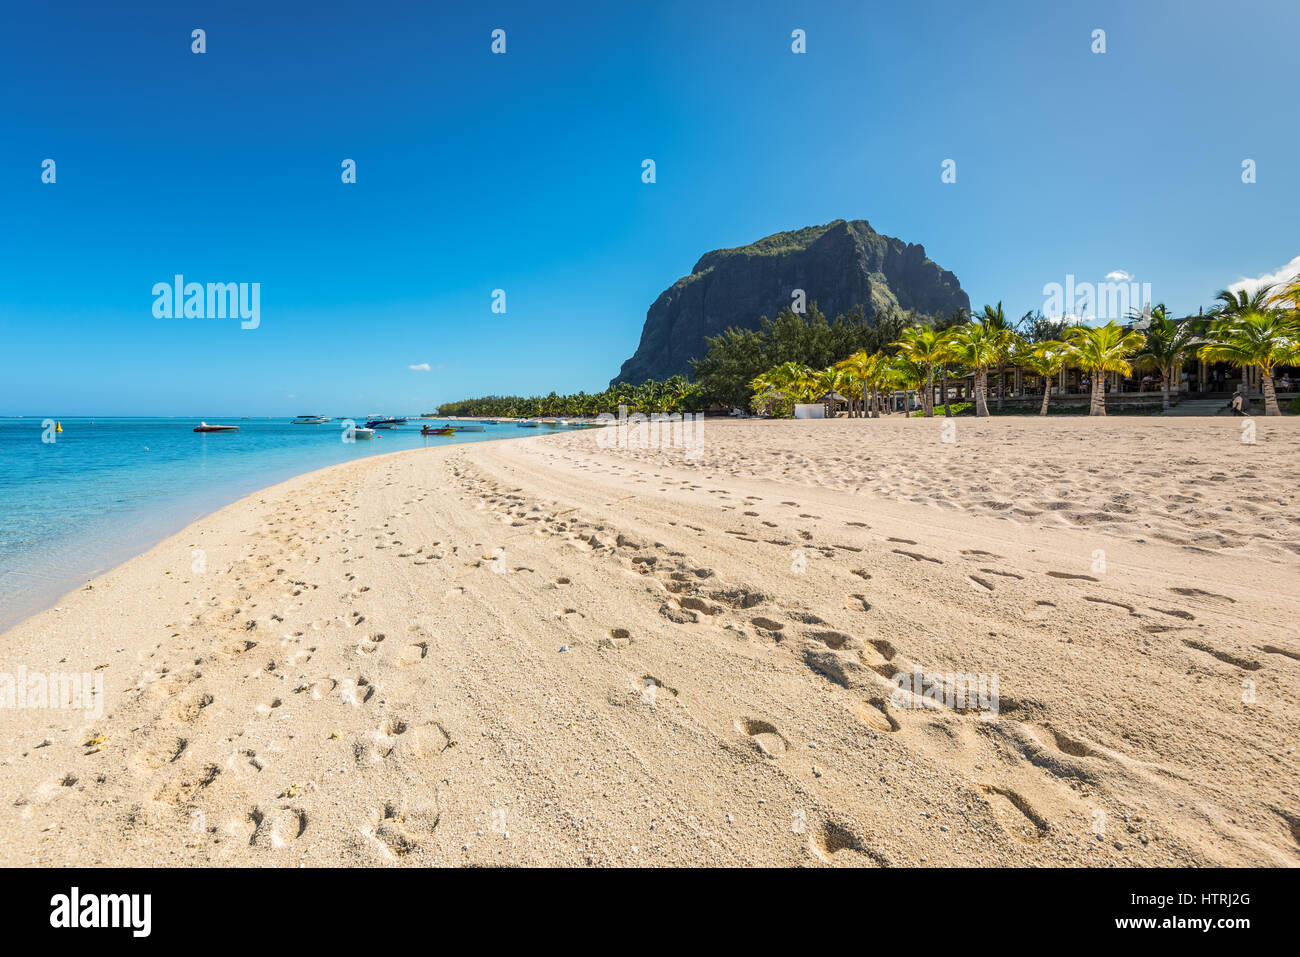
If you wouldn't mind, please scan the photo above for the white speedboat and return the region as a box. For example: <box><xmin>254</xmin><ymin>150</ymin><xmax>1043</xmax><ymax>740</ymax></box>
<box><xmin>352</xmin><ymin>427</ymin><xmax>376</xmax><ymax>440</ymax></box>
<box><xmin>517</xmin><ymin>420</ymin><xmax>539</xmax><ymax>428</ymax></box>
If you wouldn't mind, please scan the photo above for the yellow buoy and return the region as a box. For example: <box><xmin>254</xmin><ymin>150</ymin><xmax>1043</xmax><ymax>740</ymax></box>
<box><xmin>55</xmin><ymin>421</ymin><xmax>63</xmax><ymax>432</ymax></box>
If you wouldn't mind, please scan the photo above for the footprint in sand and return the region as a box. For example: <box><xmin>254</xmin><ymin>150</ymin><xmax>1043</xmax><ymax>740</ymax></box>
<box><xmin>605</xmin><ymin>627</ymin><xmax>632</xmax><ymax>647</ymax></box>
<box><xmin>366</xmin><ymin>800</ymin><xmax>440</xmax><ymax>858</ymax></box>
<box><xmin>398</xmin><ymin>642</ymin><xmax>428</xmax><ymax>666</ymax></box>
<box><xmin>356</xmin><ymin>633</ymin><xmax>386</xmax><ymax>656</ymax></box>
<box><xmin>153</xmin><ymin>763</ymin><xmax>220</xmax><ymax>806</ymax></box>
<box><xmin>1046</xmin><ymin>571</ymin><xmax>1098</xmax><ymax>582</ymax></box>
<box><xmin>1083</xmin><ymin>596</ymin><xmax>1138</xmax><ymax>616</ymax></box>
<box><xmin>164</xmin><ymin>691</ymin><xmax>214</xmax><ymax>725</ymax></box>
<box><xmin>1169</xmin><ymin>586</ymin><xmax>1235</xmax><ymax>603</ymax></box>
<box><xmin>809</xmin><ymin>820</ymin><xmax>882</xmax><ymax>865</ymax></box>
<box><xmin>249</xmin><ymin>806</ymin><xmax>307</xmax><ymax>848</ymax></box>
<box><xmin>1042</xmin><ymin>727</ymin><xmax>1101</xmax><ymax>759</ymax></box>
<box><xmin>1182</xmin><ymin>639</ymin><xmax>1261</xmax><ymax>671</ymax></box>
<box><xmin>980</xmin><ymin>786</ymin><xmax>1049</xmax><ymax>843</ymax></box>
<box><xmin>980</xmin><ymin>568</ymin><xmax>1023</xmax><ymax>581</ymax></box>
<box><xmin>736</xmin><ymin>718</ymin><xmax>788</xmax><ymax>757</ymax></box>
<box><xmin>641</xmin><ymin>675</ymin><xmax>679</xmax><ymax>699</ymax></box>
<box><xmin>1022</xmin><ymin>600</ymin><xmax>1055</xmax><ymax>622</ymax></box>
<box><xmin>893</xmin><ymin>549</ymin><xmax>942</xmax><ymax>564</ymax></box>
<box><xmin>852</xmin><ymin>699</ymin><xmax>900</xmax><ymax>732</ymax></box>
<box><xmin>218</xmin><ymin>637</ymin><xmax>258</xmax><ymax>657</ymax></box>
<box><xmin>785</xmin><ymin>609</ymin><xmax>826</xmax><ymax>625</ymax></box>
<box><xmin>130</xmin><ymin>736</ymin><xmax>188</xmax><ymax>771</ymax></box>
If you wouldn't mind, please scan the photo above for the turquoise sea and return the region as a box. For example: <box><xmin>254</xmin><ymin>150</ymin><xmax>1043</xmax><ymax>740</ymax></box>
<box><xmin>0</xmin><ymin>416</ymin><xmax>570</xmax><ymax>631</ymax></box>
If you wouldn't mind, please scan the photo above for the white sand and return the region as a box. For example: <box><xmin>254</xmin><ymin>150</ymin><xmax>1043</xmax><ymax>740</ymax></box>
<box><xmin>1</xmin><ymin>417</ymin><xmax>1297</xmax><ymax>866</ymax></box>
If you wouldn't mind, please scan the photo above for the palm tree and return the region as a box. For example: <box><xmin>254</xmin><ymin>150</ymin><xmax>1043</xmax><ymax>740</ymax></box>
<box><xmin>863</xmin><ymin>352</ymin><xmax>894</xmax><ymax>417</ymax></box>
<box><xmin>1012</xmin><ymin>341</ymin><xmax>1070</xmax><ymax>416</ymax></box>
<box><xmin>659</xmin><ymin>375</ymin><xmax>696</xmax><ymax>413</ymax></box>
<box><xmin>750</xmin><ymin>361</ymin><xmax>819</xmax><ymax>415</ymax></box>
<box><xmin>976</xmin><ymin>302</ymin><xmax>1015</xmax><ymax>410</ymax></box>
<box><xmin>1127</xmin><ymin>306</ymin><xmax>1201</xmax><ymax>411</ymax></box>
<box><xmin>1199</xmin><ymin>309</ymin><xmax>1300</xmax><ymax>416</ymax></box>
<box><xmin>1213</xmin><ymin>285</ymin><xmax>1276</xmax><ymax>316</ymax></box>
<box><xmin>1210</xmin><ymin>285</ymin><xmax>1278</xmax><ymax>404</ymax></box>
<box><xmin>944</xmin><ymin>322</ymin><xmax>1003</xmax><ymax>416</ymax></box>
<box><xmin>1270</xmin><ymin>273</ymin><xmax>1300</xmax><ymax>317</ymax></box>
<box><xmin>834</xmin><ymin>351</ymin><xmax>878</xmax><ymax>418</ymax></box>
<box><xmin>888</xmin><ymin>355</ymin><xmax>926</xmax><ymax>414</ymax></box>
<box><xmin>1064</xmin><ymin>322</ymin><xmax>1144</xmax><ymax>415</ymax></box>
<box><xmin>892</xmin><ymin>326</ymin><xmax>948</xmax><ymax>417</ymax></box>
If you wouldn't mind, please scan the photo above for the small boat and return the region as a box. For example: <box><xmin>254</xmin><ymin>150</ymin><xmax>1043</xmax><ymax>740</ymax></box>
<box><xmin>422</xmin><ymin>426</ymin><xmax>457</xmax><ymax>436</ymax></box>
<box><xmin>352</xmin><ymin>427</ymin><xmax>376</xmax><ymax>440</ymax></box>
<box><xmin>365</xmin><ymin>418</ymin><xmax>400</xmax><ymax>429</ymax></box>
<box><xmin>194</xmin><ymin>422</ymin><xmax>239</xmax><ymax>433</ymax></box>
<box><xmin>517</xmin><ymin>420</ymin><xmax>539</xmax><ymax>428</ymax></box>
<box><xmin>291</xmin><ymin>415</ymin><xmax>328</xmax><ymax>425</ymax></box>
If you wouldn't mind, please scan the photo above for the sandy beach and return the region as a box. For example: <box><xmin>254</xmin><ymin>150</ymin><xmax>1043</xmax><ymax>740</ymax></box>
<box><xmin>2</xmin><ymin>418</ymin><xmax>1298</xmax><ymax>866</ymax></box>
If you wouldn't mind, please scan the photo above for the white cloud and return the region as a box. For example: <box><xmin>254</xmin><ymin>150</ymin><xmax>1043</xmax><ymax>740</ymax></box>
<box><xmin>1228</xmin><ymin>256</ymin><xmax>1300</xmax><ymax>297</ymax></box>
<box><xmin>408</xmin><ymin>362</ymin><xmax>431</xmax><ymax>372</ymax></box>
<box><xmin>1105</xmin><ymin>270</ymin><xmax>1132</xmax><ymax>282</ymax></box>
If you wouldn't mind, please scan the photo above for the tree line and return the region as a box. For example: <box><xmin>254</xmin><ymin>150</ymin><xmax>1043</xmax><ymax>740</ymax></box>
<box><xmin>437</xmin><ymin>280</ymin><xmax>1299</xmax><ymax>418</ymax></box>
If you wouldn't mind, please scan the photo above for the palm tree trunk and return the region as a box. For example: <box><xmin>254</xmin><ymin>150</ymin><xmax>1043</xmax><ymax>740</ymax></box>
<box><xmin>924</xmin><ymin>370</ymin><xmax>934</xmax><ymax>417</ymax></box>
<box><xmin>1262</xmin><ymin>373</ymin><xmax>1280</xmax><ymax>416</ymax></box>
<box><xmin>941</xmin><ymin>371</ymin><xmax>950</xmax><ymax>417</ymax></box>
<box><xmin>995</xmin><ymin>364</ymin><xmax>1004</xmax><ymax>411</ymax></box>
<box><xmin>975</xmin><ymin>369</ymin><xmax>989</xmax><ymax>417</ymax></box>
<box><xmin>1040</xmin><ymin>381</ymin><xmax>1050</xmax><ymax>416</ymax></box>
<box><xmin>1161</xmin><ymin>366</ymin><xmax>1171</xmax><ymax>412</ymax></box>
<box><xmin>1090</xmin><ymin>368</ymin><xmax>1106</xmax><ymax>415</ymax></box>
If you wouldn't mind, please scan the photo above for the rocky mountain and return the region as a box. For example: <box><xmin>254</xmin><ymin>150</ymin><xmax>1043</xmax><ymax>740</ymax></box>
<box><xmin>611</xmin><ymin>219</ymin><xmax>970</xmax><ymax>385</ymax></box>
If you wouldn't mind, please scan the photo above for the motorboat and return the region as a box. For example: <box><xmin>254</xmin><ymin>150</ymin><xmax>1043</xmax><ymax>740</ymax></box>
<box><xmin>352</xmin><ymin>427</ymin><xmax>376</xmax><ymax>440</ymax></box>
<box><xmin>422</xmin><ymin>426</ymin><xmax>457</xmax><ymax>436</ymax></box>
<box><xmin>365</xmin><ymin>418</ymin><xmax>400</xmax><ymax>429</ymax></box>
<box><xmin>516</xmin><ymin>420</ymin><xmax>539</xmax><ymax>428</ymax></box>
<box><xmin>194</xmin><ymin>422</ymin><xmax>239</xmax><ymax>433</ymax></box>
<box><xmin>291</xmin><ymin>415</ymin><xmax>328</xmax><ymax>424</ymax></box>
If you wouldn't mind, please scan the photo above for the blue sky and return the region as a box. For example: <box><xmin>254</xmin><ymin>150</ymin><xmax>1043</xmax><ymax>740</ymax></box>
<box><xmin>2</xmin><ymin>0</ymin><xmax>1297</xmax><ymax>415</ymax></box>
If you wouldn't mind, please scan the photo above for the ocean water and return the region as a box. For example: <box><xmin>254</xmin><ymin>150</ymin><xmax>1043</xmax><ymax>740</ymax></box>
<box><xmin>0</xmin><ymin>416</ymin><xmax>572</xmax><ymax>631</ymax></box>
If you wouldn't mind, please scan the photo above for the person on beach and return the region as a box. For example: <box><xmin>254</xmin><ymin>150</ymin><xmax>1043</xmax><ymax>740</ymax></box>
<box><xmin>1230</xmin><ymin>387</ymin><xmax>1246</xmax><ymax>415</ymax></box>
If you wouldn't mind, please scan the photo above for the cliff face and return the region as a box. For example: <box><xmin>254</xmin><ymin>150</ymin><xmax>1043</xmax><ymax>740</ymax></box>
<box><xmin>611</xmin><ymin>219</ymin><xmax>970</xmax><ymax>385</ymax></box>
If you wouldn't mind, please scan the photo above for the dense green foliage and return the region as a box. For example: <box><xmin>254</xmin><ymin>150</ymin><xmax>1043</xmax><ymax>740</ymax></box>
<box><xmin>688</xmin><ymin>303</ymin><xmax>916</xmax><ymax>408</ymax></box>
<box><xmin>436</xmin><ymin>376</ymin><xmax>701</xmax><ymax>418</ymax></box>
<box><xmin>437</xmin><ymin>283</ymin><xmax>1300</xmax><ymax>419</ymax></box>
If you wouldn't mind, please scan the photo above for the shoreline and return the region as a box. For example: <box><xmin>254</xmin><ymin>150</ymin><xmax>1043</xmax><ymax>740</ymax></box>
<box><xmin>2</xmin><ymin>418</ymin><xmax>1297</xmax><ymax>866</ymax></box>
<box><xmin>0</xmin><ymin>426</ymin><xmax>550</xmax><ymax>635</ymax></box>
<box><xmin>0</xmin><ymin>443</ymin><xmax>434</xmax><ymax>636</ymax></box>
